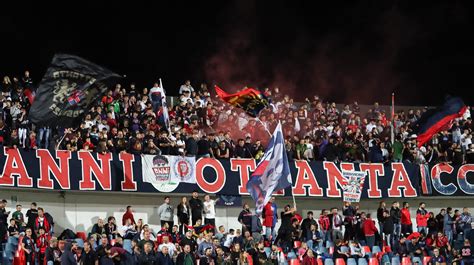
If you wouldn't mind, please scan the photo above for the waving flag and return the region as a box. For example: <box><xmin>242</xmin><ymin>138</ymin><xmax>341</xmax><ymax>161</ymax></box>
<box><xmin>246</xmin><ymin>122</ymin><xmax>292</xmax><ymax>213</ymax></box>
<box><xmin>412</xmin><ymin>96</ymin><xmax>467</xmax><ymax>147</ymax></box>
<box><xmin>159</xmin><ymin>78</ymin><xmax>170</xmax><ymax>131</ymax></box>
<box><xmin>29</xmin><ymin>54</ymin><xmax>120</xmax><ymax>127</ymax></box>
<box><xmin>215</xmin><ymin>85</ymin><xmax>270</xmax><ymax>117</ymax></box>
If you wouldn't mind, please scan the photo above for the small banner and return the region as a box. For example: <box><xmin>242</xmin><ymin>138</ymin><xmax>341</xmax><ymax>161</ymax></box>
<box><xmin>141</xmin><ymin>154</ymin><xmax>196</xmax><ymax>192</ymax></box>
<box><xmin>342</xmin><ymin>170</ymin><xmax>367</xmax><ymax>202</ymax></box>
<box><xmin>216</xmin><ymin>195</ymin><xmax>242</xmax><ymax>207</ymax></box>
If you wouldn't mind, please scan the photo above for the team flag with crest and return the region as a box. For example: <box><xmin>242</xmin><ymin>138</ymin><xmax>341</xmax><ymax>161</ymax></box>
<box><xmin>29</xmin><ymin>54</ymin><xmax>120</xmax><ymax>127</ymax></box>
<box><xmin>246</xmin><ymin>122</ymin><xmax>292</xmax><ymax>214</ymax></box>
<box><xmin>215</xmin><ymin>85</ymin><xmax>270</xmax><ymax>117</ymax></box>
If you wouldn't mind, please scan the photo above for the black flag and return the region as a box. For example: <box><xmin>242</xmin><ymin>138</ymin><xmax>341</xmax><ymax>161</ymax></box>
<box><xmin>29</xmin><ymin>54</ymin><xmax>120</xmax><ymax>127</ymax></box>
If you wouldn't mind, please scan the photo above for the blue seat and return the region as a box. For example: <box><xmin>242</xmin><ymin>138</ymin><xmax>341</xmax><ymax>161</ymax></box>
<box><xmin>391</xmin><ymin>256</ymin><xmax>400</xmax><ymax>265</ymax></box>
<box><xmin>287</xmin><ymin>251</ymin><xmax>297</xmax><ymax>259</ymax></box>
<box><xmin>347</xmin><ymin>258</ymin><xmax>357</xmax><ymax>265</ymax></box>
<box><xmin>123</xmin><ymin>239</ymin><xmax>133</xmax><ymax>254</ymax></box>
<box><xmin>264</xmin><ymin>247</ymin><xmax>271</xmax><ymax>258</ymax></box>
<box><xmin>326</xmin><ymin>241</ymin><xmax>334</xmax><ymax>247</ymax></box>
<box><xmin>75</xmin><ymin>238</ymin><xmax>84</xmax><ymax>248</ymax></box>
<box><xmin>324</xmin><ymin>259</ymin><xmax>335</xmax><ymax>265</ymax></box>
<box><xmin>358</xmin><ymin>258</ymin><xmax>368</xmax><ymax>265</ymax></box>
<box><xmin>372</xmin><ymin>246</ymin><xmax>381</xmax><ymax>254</ymax></box>
<box><xmin>341</xmin><ymin>246</ymin><xmax>349</xmax><ymax>253</ymax></box>
<box><xmin>412</xmin><ymin>256</ymin><xmax>422</xmax><ymax>264</ymax></box>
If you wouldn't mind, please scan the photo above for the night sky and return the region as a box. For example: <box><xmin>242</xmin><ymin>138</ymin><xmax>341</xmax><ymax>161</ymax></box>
<box><xmin>0</xmin><ymin>1</ymin><xmax>473</xmax><ymax>106</ymax></box>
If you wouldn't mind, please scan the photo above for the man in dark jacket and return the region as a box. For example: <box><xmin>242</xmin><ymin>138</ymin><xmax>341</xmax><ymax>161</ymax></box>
<box><xmin>45</xmin><ymin>237</ymin><xmax>61</xmax><ymax>265</ymax></box>
<box><xmin>382</xmin><ymin>210</ymin><xmax>395</xmax><ymax>247</ymax></box>
<box><xmin>301</xmin><ymin>211</ymin><xmax>318</xmax><ymax>242</ymax></box>
<box><xmin>61</xmin><ymin>241</ymin><xmax>78</xmax><ymax>265</ymax></box>
<box><xmin>189</xmin><ymin>191</ymin><xmax>204</xmax><ymax>225</ymax></box>
<box><xmin>156</xmin><ymin>245</ymin><xmax>174</xmax><ymax>265</ymax></box>
<box><xmin>238</xmin><ymin>203</ymin><xmax>253</xmax><ymax>233</ymax></box>
<box><xmin>80</xmin><ymin>241</ymin><xmax>98</xmax><ymax>265</ymax></box>
<box><xmin>176</xmin><ymin>244</ymin><xmax>196</xmax><ymax>265</ymax></box>
<box><xmin>137</xmin><ymin>242</ymin><xmax>156</xmax><ymax>265</ymax></box>
<box><xmin>390</xmin><ymin>201</ymin><xmax>402</xmax><ymax>239</ymax></box>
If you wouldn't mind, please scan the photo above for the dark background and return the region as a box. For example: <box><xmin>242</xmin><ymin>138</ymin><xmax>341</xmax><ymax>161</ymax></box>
<box><xmin>0</xmin><ymin>0</ymin><xmax>473</xmax><ymax>105</ymax></box>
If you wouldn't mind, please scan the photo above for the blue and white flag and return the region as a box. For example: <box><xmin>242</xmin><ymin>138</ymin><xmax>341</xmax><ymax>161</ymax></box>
<box><xmin>246</xmin><ymin>122</ymin><xmax>292</xmax><ymax>214</ymax></box>
<box><xmin>159</xmin><ymin>78</ymin><xmax>170</xmax><ymax>132</ymax></box>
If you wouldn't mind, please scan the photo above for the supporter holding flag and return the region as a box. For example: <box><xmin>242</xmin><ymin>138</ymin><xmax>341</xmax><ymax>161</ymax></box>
<box><xmin>149</xmin><ymin>81</ymin><xmax>164</xmax><ymax>112</ymax></box>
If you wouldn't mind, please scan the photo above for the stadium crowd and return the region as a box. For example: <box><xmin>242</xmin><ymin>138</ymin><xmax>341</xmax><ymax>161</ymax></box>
<box><xmin>1</xmin><ymin>195</ymin><xmax>474</xmax><ymax>265</ymax></box>
<box><xmin>0</xmin><ymin>71</ymin><xmax>473</xmax><ymax>164</ymax></box>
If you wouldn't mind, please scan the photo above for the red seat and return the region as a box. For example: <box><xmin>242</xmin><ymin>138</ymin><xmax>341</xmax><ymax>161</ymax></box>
<box><xmin>111</xmin><ymin>239</ymin><xmax>116</xmax><ymax>246</ymax></box>
<box><xmin>76</xmin><ymin>231</ymin><xmax>87</xmax><ymax>241</ymax></box>
<box><xmin>294</xmin><ymin>240</ymin><xmax>302</xmax><ymax>249</ymax></box>
<box><xmin>368</xmin><ymin>257</ymin><xmax>379</xmax><ymax>265</ymax></box>
<box><xmin>384</xmin><ymin>246</ymin><xmax>392</xmax><ymax>253</ymax></box>
<box><xmin>329</xmin><ymin>246</ymin><xmax>334</xmax><ymax>255</ymax></box>
<box><xmin>247</xmin><ymin>255</ymin><xmax>254</xmax><ymax>265</ymax></box>
<box><xmin>290</xmin><ymin>259</ymin><xmax>301</xmax><ymax>265</ymax></box>
<box><xmin>363</xmin><ymin>246</ymin><xmax>371</xmax><ymax>254</ymax></box>
<box><xmin>423</xmin><ymin>256</ymin><xmax>430</xmax><ymax>265</ymax></box>
<box><xmin>335</xmin><ymin>258</ymin><xmax>346</xmax><ymax>265</ymax></box>
<box><xmin>401</xmin><ymin>257</ymin><xmax>412</xmax><ymax>265</ymax></box>
<box><xmin>317</xmin><ymin>258</ymin><xmax>323</xmax><ymax>265</ymax></box>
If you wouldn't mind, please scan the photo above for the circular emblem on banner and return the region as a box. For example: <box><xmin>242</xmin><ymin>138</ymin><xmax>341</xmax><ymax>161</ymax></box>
<box><xmin>173</xmin><ymin>157</ymin><xmax>194</xmax><ymax>182</ymax></box>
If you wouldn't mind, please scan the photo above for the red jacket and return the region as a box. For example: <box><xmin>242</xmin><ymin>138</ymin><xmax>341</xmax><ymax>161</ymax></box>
<box><xmin>319</xmin><ymin>215</ymin><xmax>330</xmax><ymax>231</ymax></box>
<box><xmin>35</xmin><ymin>216</ymin><xmax>51</xmax><ymax>235</ymax></box>
<box><xmin>401</xmin><ymin>208</ymin><xmax>412</xmax><ymax>225</ymax></box>
<box><xmin>122</xmin><ymin>211</ymin><xmax>136</xmax><ymax>225</ymax></box>
<box><xmin>362</xmin><ymin>218</ymin><xmax>378</xmax><ymax>236</ymax></box>
<box><xmin>416</xmin><ymin>209</ymin><xmax>430</xmax><ymax>227</ymax></box>
<box><xmin>262</xmin><ymin>202</ymin><xmax>273</xmax><ymax>227</ymax></box>
<box><xmin>36</xmin><ymin>234</ymin><xmax>51</xmax><ymax>253</ymax></box>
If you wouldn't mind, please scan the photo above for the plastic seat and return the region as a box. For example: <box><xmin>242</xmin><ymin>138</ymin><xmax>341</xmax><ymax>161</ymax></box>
<box><xmin>391</xmin><ymin>256</ymin><xmax>401</xmax><ymax>265</ymax></box>
<box><xmin>372</xmin><ymin>246</ymin><xmax>381</xmax><ymax>254</ymax></box>
<box><xmin>324</xmin><ymin>259</ymin><xmax>335</xmax><ymax>265</ymax></box>
<box><xmin>362</xmin><ymin>246</ymin><xmax>371</xmax><ymax>254</ymax></box>
<box><xmin>264</xmin><ymin>247</ymin><xmax>271</xmax><ymax>257</ymax></box>
<box><xmin>401</xmin><ymin>257</ymin><xmax>411</xmax><ymax>265</ymax></box>
<box><xmin>335</xmin><ymin>258</ymin><xmax>346</xmax><ymax>265</ymax></box>
<box><xmin>326</xmin><ymin>241</ymin><xmax>334</xmax><ymax>247</ymax></box>
<box><xmin>123</xmin><ymin>239</ymin><xmax>132</xmax><ymax>254</ymax></box>
<box><xmin>318</xmin><ymin>258</ymin><xmax>324</xmax><ymax>265</ymax></box>
<box><xmin>110</xmin><ymin>239</ymin><xmax>116</xmax><ymax>246</ymax></box>
<box><xmin>329</xmin><ymin>246</ymin><xmax>334</xmax><ymax>255</ymax></box>
<box><xmin>347</xmin><ymin>258</ymin><xmax>357</xmax><ymax>265</ymax></box>
<box><xmin>290</xmin><ymin>259</ymin><xmax>301</xmax><ymax>265</ymax></box>
<box><xmin>341</xmin><ymin>246</ymin><xmax>349</xmax><ymax>253</ymax></box>
<box><xmin>76</xmin><ymin>231</ymin><xmax>87</xmax><ymax>241</ymax></box>
<box><xmin>287</xmin><ymin>252</ymin><xmax>297</xmax><ymax>260</ymax></box>
<box><xmin>422</xmin><ymin>256</ymin><xmax>430</xmax><ymax>265</ymax></box>
<box><xmin>368</xmin><ymin>258</ymin><xmax>378</xmax><ymax>265</ymax></box>
<box><xmin>358</xmin><ymin>258</ymin><xmax>368</xmax><ymax>265</ymax></box>
<box><xmin>75</xmin><ymin>238</ymin><xmax>84</xmax><ymax>248</ymax></box>
<box><xmin>383</xmin><ymin>246</ymin><xmax>391</xmax><ymax>253</ymax></box>
<box><xmin>294</xmin><ymin>241</ymin><xmax>302</xmax><ymax>249</ymax></box>
<box><xmin>412</xmin><ymin>257</ymin><xmax>421</xmax><ymax>264</ymax></box>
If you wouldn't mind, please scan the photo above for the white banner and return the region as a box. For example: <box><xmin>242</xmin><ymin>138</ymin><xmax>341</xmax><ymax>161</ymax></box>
<box><xmin>142</xmin><ymin>155</ymin><xmax>196</xmax><ymax>192</ymax></box>
<box><xmin>342</xmin><ymin>170</ymin><xmax>367</xmax><ymax>203</ymax></box>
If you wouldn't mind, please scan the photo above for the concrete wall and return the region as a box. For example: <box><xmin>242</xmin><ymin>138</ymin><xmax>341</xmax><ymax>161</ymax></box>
<box><xmin>1</xmin><ymin>188</ymin><xmax>473</xmax><ymax>235</ymax></box>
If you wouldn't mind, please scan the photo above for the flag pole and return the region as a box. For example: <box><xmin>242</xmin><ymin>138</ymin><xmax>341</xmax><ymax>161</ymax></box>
<box><xmin>391</xmin><ymin>92</ymin><xmax>395</xmax><ymax>144</ymax></box>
